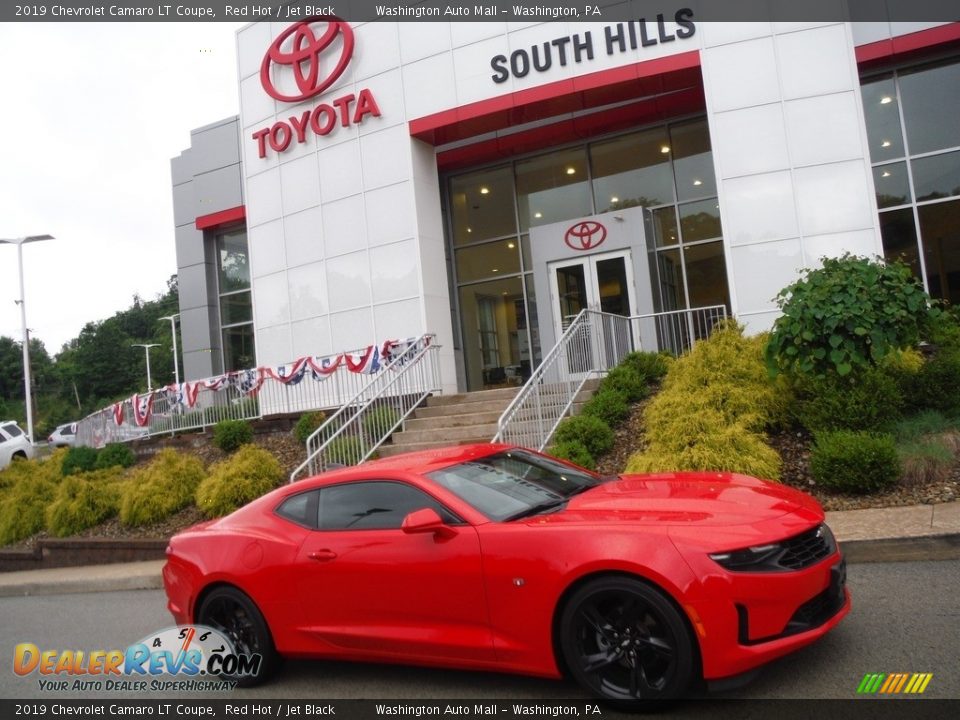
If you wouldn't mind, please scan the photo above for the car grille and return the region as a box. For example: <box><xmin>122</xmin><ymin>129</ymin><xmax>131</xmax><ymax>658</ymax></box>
<box><xmin>777</xmin><ymin>525</ymin><xmax>832</xmax><ymax>570</ymax></box>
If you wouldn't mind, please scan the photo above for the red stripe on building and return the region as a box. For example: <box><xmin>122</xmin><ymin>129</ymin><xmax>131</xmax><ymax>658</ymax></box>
<box><xmin>195</xmin><ymin>205</ymin><xmax>246</xmax><ymax>230</ymax></box>
<box><xmin>855</xmin><ymin>23</ymin><xmax>960</xmax><ymax>68</ymax></box>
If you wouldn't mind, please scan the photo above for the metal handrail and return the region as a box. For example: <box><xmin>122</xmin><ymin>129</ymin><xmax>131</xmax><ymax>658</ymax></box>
<box><xmin>289</xmin><ymin>334</ymin><xmax>441</xmax><ymax>482</ymax></box>
<box><xmin>493</xmin><ymin>305</ymin><xmax>728</xmax><ymax>451</ymax></box>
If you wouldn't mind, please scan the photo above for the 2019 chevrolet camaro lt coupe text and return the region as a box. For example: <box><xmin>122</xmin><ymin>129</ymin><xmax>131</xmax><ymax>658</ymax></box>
<box><xmin>163</xmin><ymin>444</ymin><xmax>849</xmax><ymax>707</ymax></box>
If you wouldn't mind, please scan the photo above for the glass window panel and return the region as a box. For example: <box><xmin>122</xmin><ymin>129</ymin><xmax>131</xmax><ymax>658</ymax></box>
<box><xmin>861</xmin><ymin>75</ymin><xmax>904</xmax><ymax>162</ymax></box>
<box><xmin>455</xmin><ymin>239</ymin><xmax>521</xmax><ymax>283</ymax></box>
<box><xmin>900</xmin><ymin>61</ymin><xmax>960</xmax><ymax>156</ymax></box>
<box><xmin>457</xmin><ymin>276</ymin><xmax>525</xmax><ymax>391</ymax></box>
<box><xmin>220</xmin><ymin>291</ymin><xmax>252</xmax><ymax>326</ymax></box>
<box><xmin>524</xmin><ymin>274</ymin><xmax>541</xmax><ymax>369</ymax></box>
<box><xmin>652</xmin><ymin>247</ymin><xmax>686</xmax><ymax>312</ymax></box>
<box><xmin>222</xmin><ymin>324</ymin><xmax>255</xmax><ymax>372</ymax></box>
<box><xmin>651</xmin><ymin>206</ymin><xmax>679</xmax><ymax>247</ymax></box>
<box><xmin>217</xmin><ymin>229</ymin><xmax>250</xmax><ymax>292</ymax></box>
<box><xmin>911</xmin><ymin>150</ymin><xmax>960</xmax><ymax>202</ymax></box>
<box><xmin>873</xmin><ymin>162</ymin><xmax>911</xmax><ymax>208</ymax></box>
<box><xmin>670</xmin><ymin>120</ymin><xmax>717</xmax><ymax>201</ymax></box>
<box><xmin>590</xmin><ymin>128</ymin><xmax>675</xmax><ymax>213</ymax></box>
<box><xmin>555</xmin><ymin>264</ymin><xmax>588</xmax><ymax>322</ymax></box>
<box><xmin>520</xmin><ymin>234</ymin><xmax>532</xmax><ymax>271</ymax></box>
<box><xmin>683</xmin><ymin>241</ymin><xmax>731</xmax><ymax>311</ymax></box>
<box><xmin>679</xmin><ymin>198</ymin><xmax>722</xmax><ymax>243</ymax></box>
<box><xmin>318</xmin><ymin>482</ymin><xmax>456</xmax><ymax>531</ymax></box>
<box><xmin>516</xmin><ymin>148</ymin><xmax>592</xmax><ymax>231</ymax></box>
<box><xmin>595</xmin><ymin>257</ymin><xmax>630</xmax><ymax>316</ymax></box>
<box><xmin>449</xmin><ymin>166</ymin><xmax>516</xmax><ymax>245</ymax></box>
<box><xmin>879</xmin><ymin>207</ymin><xmax>922</xmax><ymax>281</ymax></box>
<box><xmin>918</xmin><ymin>199</ymin><xmax>960</xmax><ymax>305</ymax></box>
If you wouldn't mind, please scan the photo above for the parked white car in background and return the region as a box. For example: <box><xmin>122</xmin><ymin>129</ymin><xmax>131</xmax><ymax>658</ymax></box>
<box><xmin>0</xmin><ymin>420</ymin><xmax>35</xmax><ymax>470</ymax></box>
<box><xmin>47</xmin><ymin>422</ymin><xmax>78</xmax><ymax>448</ymax></box>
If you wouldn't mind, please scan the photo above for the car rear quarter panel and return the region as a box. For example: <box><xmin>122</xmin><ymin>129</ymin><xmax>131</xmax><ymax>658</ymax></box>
<box><xmin>476</xmin><ymin>522</ymin><xmax>701</xmax><ymax>677</ymax></box>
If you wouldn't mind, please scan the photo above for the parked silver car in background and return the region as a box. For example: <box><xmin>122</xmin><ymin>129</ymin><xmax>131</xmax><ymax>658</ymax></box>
<box><xmin>47</xmin><ymin>422</ymin><xmax>78</xmax><ymax>448</ymax></box>
<box><xmin>0</xmin><ymin>420</ymin><xmax>35</xmax><ymax>470</ymax></box>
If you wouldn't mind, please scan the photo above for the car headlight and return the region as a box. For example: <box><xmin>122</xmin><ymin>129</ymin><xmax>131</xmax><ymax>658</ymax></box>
<box><xmin>709</xmin><ymin>543</ymin><xmax>783</xmax><ymax>571</ymax></box>
<box><xmin>709</xmin><ymin>523</ymin><xmax>838</xmax><ymax>572</ymax></box>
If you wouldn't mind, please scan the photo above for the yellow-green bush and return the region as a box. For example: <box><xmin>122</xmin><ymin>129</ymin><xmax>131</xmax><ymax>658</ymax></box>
<box><xmin>46</xmin><ymin>468</ymin><xmax>126</xmax><ymax>537</ymax></box>
<box><xmin>120</xmin><ymin>449</ymin><xmax>205</xmax><ymax>527</ymax></box>
<box><xmin>0</xmin><ymin>476</ymin><xmax>59</xmax><ymax>545</ymax></box>
<box><xmin>196</xmin><ymin>445</ymin><xmax>283</xmax><ymax>518</ymax></box>
<box><xmin>625</xmin><ymin>323</ymin><xmax>785</xmax><ymax>480</ymax></box>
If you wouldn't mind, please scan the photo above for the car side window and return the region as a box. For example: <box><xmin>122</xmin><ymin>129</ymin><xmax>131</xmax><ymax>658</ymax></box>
<box><xmin>317</xmin><ymin>481</ymin><xmax>459</xmax><ymax>531</ymax></box>
<box><xmin>276</xmin><ymin>490</ymin><xmax>320</xmax><ymax>529</ymax></box>
<box><xmin>4</xmin><ymin>424</ymin><xmax>22</xmax><ymax>438</ymax></box>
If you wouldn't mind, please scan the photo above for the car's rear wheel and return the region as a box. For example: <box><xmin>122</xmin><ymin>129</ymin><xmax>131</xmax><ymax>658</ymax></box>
<box><xmin>196</xmin><ymin>586</ymin><xmax>280</xmax><ymax>687</ymax></box>
<box><xmin>559</xmin><ymin>576</ymin><xmax>696</xmax><ymax>709</ymax></box>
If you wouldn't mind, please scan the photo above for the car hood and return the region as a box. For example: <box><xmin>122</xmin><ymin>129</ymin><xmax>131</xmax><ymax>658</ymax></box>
<box><xmin>534</xmin><ymin>471</ymin><xmax>823</xmax><ymax>528</ymax></box>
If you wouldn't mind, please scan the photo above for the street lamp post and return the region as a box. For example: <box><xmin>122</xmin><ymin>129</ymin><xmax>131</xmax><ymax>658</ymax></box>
<box><xmin>158</xmin><ymin>314</ymin><xmax>181</xmax><ymax>387</ymax></box>
<box><xmin>131</xmin><ymin>343</ymin><xmax>161</xmax><ymax>392</ymax></box>
<box><xmin>0</xmin><ymin>234</ymin><xmax>55</xmax><ymax>444</ymax></box>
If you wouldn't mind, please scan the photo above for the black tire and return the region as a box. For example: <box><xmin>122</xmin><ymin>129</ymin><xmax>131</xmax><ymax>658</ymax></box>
<box><xmin>559</xmin><ymin>576</ymin><xmax>697</xmax><ymax>709</ymax></box>
<box><xmin>196</xmin><ymin>586</ymin><xmax>280</xmax><ymax>687</ymax></box>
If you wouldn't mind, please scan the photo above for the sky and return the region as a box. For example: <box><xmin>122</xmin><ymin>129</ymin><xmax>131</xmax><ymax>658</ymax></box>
<box><xmin>0</xmin><ymin>21</ymin><xmax>246</xmax><ymax>355</ymax></box>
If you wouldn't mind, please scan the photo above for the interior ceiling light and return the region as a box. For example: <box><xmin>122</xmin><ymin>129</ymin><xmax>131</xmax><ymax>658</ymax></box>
<box><xmin>467</xmin><ymin>227</ymin><xmax>472</xmax><ymax>233</ymax></box>
<box><xmin>507</xmin><ymin>242</ymin><xmax>516</xmax><ymax>249</ymax></box>
<box><xmin>881</xmin><ymin>140</ymin><xmax>891</xmax><ymax>148</ymax></box>
<box><xmin>534</xmin><ymin>212</ymin><xmax>543</xmax><ymax>218</ymax></box>
<box><xmin>882</xmin><ymin>171</ymin><xmax>891</xmax><ymax>177</ymax></box>
<box><xmin>565</xmin><ymin>167</ymin><xmax>576</xmax><ymax>175</ymax></box>
<box><xmin>480</xmin><ymin>187</ymin><xmax>490</xmax><ymax>195</ymax></box>
<box><xmin>693</xmin><ymin>179</ymin><xmax>703</xmax><ymax>186</ymax></box>
<box><xmin>660</xmin><ymin>145</ymin><xmax>670</xmax><ymax>154</ymax></box>
<box><xmin>492</xmin><ymin>268</ymin><xmax>499</xmax><ymax>273</ymax></box>
<box><xmin>611</xmin><ymin>196</ymin><xmax>619</xmax><ymax>203</ymax></box>
<box><xmin>880</xmin><ymin>96</ymin><xmax>892</xmax><ymax>104</ymax></box>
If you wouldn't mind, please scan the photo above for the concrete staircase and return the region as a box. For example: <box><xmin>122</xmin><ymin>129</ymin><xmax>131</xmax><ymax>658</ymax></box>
<box><xmin>377</xmin><ymin>379</ymin><xmax>601</xmax><ymax>458</ymax></box>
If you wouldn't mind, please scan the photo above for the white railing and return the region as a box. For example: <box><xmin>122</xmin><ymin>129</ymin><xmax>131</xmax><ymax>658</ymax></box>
<box><xmin>74</xmin><ymin>338</ymin><xmax>427</xmax><ymax>449</ymax></box>
<box><xmin>290</xmin><ymin>334</ymin><xmax>441</xmax><ymax>482</ymax></box>
<box><xmin>493</xmin><ymin>305</ymin><xmax>727</xmax><ymax>451</ymax></box>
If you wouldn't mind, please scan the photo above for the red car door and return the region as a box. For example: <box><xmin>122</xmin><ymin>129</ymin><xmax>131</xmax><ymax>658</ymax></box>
<box><xmin>294</xmin><ymin>480</ymin><xmax>495</xmax><ymax>663</ymax></box>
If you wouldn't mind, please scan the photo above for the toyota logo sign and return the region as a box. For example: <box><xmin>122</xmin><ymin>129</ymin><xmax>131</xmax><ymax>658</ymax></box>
<box><xmin>260</xmin><ymin>18</ymin><xmax>355</xmax><ymax>103</ymax></box>
<box><xmin>564</xmin><ymin>221</ymin><xmax>607</xmax><ymax>251</ymax></box>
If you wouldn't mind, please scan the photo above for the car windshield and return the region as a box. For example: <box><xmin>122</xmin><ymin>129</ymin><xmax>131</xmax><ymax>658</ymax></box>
<box><xmin>426</xmin><ymin>448</ymin><xmax>601</xmax><ymax>522</ymax></box>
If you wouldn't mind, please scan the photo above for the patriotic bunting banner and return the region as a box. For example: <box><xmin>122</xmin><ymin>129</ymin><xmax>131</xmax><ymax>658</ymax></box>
<box><xmin>131</xmin><ymin>393</ymin><xmax>155</xmax><ymax>427</ymax></box>
<box><xmin>111</xmin><ymin>402</ymin><xmax>124</xmax><ymax>427</ymax></box>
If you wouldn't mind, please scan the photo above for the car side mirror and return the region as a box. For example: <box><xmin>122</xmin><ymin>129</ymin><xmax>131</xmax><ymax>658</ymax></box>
<box><xmin>402</xmin><ymin>508</ymin><xmax>456</xmax><ymax>539</ymax></box>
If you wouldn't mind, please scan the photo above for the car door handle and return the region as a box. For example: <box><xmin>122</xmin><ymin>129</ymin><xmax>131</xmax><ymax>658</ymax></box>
<box><xmin>308</xmin><ymin>549</ymin><xmax>338</xmax><ymax>561</ymax></box>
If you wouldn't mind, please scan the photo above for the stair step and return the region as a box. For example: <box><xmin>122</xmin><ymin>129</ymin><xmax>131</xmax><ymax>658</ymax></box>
<box><xmin>426</xmin><ymin>387</ymin><xmax>520</xmax><ymax>406</ymax></box>
<box><xmin>415</xmin><ymin>399</ymin><xmax>516</xmax><ymax>418</ymax></box>
<box><xmin>376</xmin><ymin>439</ymin><xmax>492</xmax><ymax>458</ymax></box>
<box><xmin>405</xmin><ymin>410</ymin><xmax>503</xmax><ymax>430</ymax></box>
<box><xmin>391</xmin><ymin>423</ymin><xmax>500</xmax><ymax>445</ymax></box>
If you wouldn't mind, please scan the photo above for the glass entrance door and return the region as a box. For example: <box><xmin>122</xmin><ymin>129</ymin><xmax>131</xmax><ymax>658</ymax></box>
<box><xmin>548</xmin><ymin>250</ymin><xmax>637</xmax><ymax>337</ymax></box>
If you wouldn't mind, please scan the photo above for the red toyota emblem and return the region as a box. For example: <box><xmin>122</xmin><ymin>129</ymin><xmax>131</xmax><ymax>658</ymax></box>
<box><xmin>564</xmin><ymin>221</ymin><xmax>607</xmax><ymax>251</ymax></box>
<box><xmin>260</xmin><ymin>17</ymin><xmax>355</xmax><ymax>103</ymax></box>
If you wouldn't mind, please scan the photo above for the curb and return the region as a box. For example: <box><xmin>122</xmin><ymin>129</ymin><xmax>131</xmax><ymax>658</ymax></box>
<box><xmin>0</xmin><ymin>561</ymin><xmax>165</xmax><ymax>598</ymax></box>
<box><xmin>841</xmin><ymin>532</ymin><xmax>960</xmax><ymax>564</ymax></box>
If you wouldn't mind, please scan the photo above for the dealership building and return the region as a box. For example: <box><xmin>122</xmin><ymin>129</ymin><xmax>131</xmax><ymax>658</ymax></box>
<box><xmin>170</xmin><ymin>15</ymin><xmax>960</xmax><ymax>395</ymax></box>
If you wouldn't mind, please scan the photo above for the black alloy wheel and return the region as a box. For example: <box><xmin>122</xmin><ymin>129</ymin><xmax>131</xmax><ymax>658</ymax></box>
<box><xmin>560</xmin><ymin>577</ymin><xmax>697</xmax><ymax>708</ymax></box>
<box><xmin>197</xmin><ymin>586</ymin><xmax>280</xmax><ymax>687</ymax></box>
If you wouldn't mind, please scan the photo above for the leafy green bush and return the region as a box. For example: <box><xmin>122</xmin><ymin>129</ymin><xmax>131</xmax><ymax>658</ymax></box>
<box><xmin>196</xmin><ymin>445</ymin><xmax>283</xmax><ymax>518</ymax></box>
<box><xmin>626</xmin><ymin>323</ymin><xmax>786</xmax><ymax>479</ymax></box>
<box><xmin>809</xmin><ymin>430</ymin><xmax>900</xmax><ymax>493</ymax></box>
<box><xmin>293</xmin><ymin>411</ymin><xmax>327</xmax><ymax>444</ymax></box>
<box><xmin>914</xmin><ymin>350</ymin><xmax>960</xmax><ymax>414</ymax></box>
<box><xmin>600</xmin><ymin>365</ymin><xmax>647</xmax><ymax>402</ymax></box>
<box><xmin>362</xmin><ymin>405</ymin><xmax>401</xmax><ymax>438</ymax></box>
<box><xmin>552</xmin><ymin>415</ymin><xmax>615</xmax><ymax>459</ymax></box>
<box><xmin>325</xmin><ymin>435</ymin><xmax>367</xmax><ymax>466</ymax></box>
<box><xmin>95</xmin><ymin>443</ymin><xmax>137</xmax><ymax>470</ymax></box>
<box><xmin>549</xmin><ymin>440</ymin><xmax>596</xmax><ymax>470</ymax></box>
<box><xmin>213</xmin><ymin>419</ymin><xmax>253</xmax><ymax>453</ymax></box>
<box><xmin>766</xmin><ymin>254</ymin><xmax>936</xmax><ymax>378</ymax></box>
<box><xmin>621</xmin><ymin>351</ymin><xmax>670</xmax><ymax>382</ymax></box>
<box><xmin>581</xmin><ymin>388</ymin><xmax>630</xmax><ymax>427</ymax></box>
<box><xmin>46</xmin><ymin>468</ymin><xmax>125</xmax><ymax>537</ymax></box>
<box><xmin>790</xmin><ymin>366</ymin><xmax>903</xmax><ymax>433</ymax></box>
<box><xmin>61</xmin><ymin>446</ymin><xmax>99</xmax><ymax>476</ymax></box>
<box><xmin>119</xmin><ymin>449</ymin><xmax>206</xmax><ymax>526</ymax></box>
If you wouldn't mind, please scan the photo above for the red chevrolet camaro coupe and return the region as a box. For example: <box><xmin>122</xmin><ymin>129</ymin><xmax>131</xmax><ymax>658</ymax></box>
<box><xmin>163</xmin><ymin>443</ymin><xmax>849</xmax><ymax>706</ymax></box>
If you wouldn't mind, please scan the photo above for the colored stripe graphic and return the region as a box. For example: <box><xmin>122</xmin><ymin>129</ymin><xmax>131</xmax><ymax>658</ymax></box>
<box><xmin>858</xmin><ymin>673</ymin><xmax>932</xmax><ymax>694</ymax></box>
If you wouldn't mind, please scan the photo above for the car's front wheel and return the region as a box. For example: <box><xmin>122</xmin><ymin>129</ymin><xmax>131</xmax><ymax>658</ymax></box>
<box><xmin>196</xmin><ymin>586</ymin><xmax>280</xmax><ymax>687</ymax></box>
<box><xmin>559</xmin><ymin>576</ymin><xmax>697</xmax><ymax>709</ymax></box>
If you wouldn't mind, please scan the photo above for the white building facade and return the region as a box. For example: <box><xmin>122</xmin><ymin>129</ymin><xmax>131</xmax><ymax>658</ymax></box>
<box><xmin>172</xmin><ymin>17</ymin><xmax>960</xmax><ymax>394</ymax></box>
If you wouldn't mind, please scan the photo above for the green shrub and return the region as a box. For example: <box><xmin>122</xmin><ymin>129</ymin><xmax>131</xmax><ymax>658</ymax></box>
<box><xmin>897</xmin><ymin>439</ymin><xmax>953</xmax><ymax>486</ymax></box>
<box><xmin>621</xmin><ymin>351</ymin><xmax>670</xmax><ymax>382</ymax></box>
<box><xmin>46</xmin><ymin>468</ymin><xmax>125</xmax><ymax>537</ymax></box>
<box><xmin>196</xmin><ymin>445</ymin><xmax>283</xmax><ymax>518</ymax></box>
<box><xmin>600</xmin><ymin>365</ymin><xmax>648</xmax><ymax>402</ymax></box>
<box><xmin>766</xmin><ymin>254</ymin><xmax>937</xmax><ymax>378</ymax></box>
<box><xmin>791</xmin><ymin>366</ymin><xmax>903</xmax><ymax>433</ymax></box>
<box><xmin>0</xmin><ymin>477</ymin><xmax>58</xmax><ymax>545</ymax></box>
<box><xmin>809</xmin><ymin>430</ymin><xmax>900</xmax><ymax>494</ymax></box>
<box><xmin>325</xmin><ymin>435</ymin><xmax>367</xmax><ymax>466</ymax></box>
<box><xmin>914</xmin><ymin>350</ymin><xmax>960</xmax><ymax>414</ymax></box>
<box><xmin>61</xmin><ymin>446</ymin><xmax>99</xmax><ymax>476</ymax></box>
<box><xmin>552</xmin><ymin>415</ymin><xmax>615</xmax><ymax>459</ymax></box>
<box><xmin>362</xmin><ymin>405</ymin><xmax>401</xmax><ymax>438</ymax></box>
<box><xmin>119</xmin><ymin>449</ymin><xmax>205</xmax><ymax>526</ymax></box>
<box><xmin>626</xmin><ymin>324</ymin><xmax>785</xmax><ymax>479</ymax></box>
<box><xmin>293</xmin><ymin>411</ymin><xmax>327</xmax><ymax>444</ymax></box>
<box><xmin>895</xmin><ymin>411</ymin><xmax>957</xmax><ymax>443</ymax></box>
<box><xmin>549</xmin><ymin>440</ymin><xmax>596</xmax><ymax>470</ymax></box>
<box><xmin>213</xmin><ymin>419</ymin><xmax>253</xmax><ymax>453</ymax></box>
<box><xmin>581</xmin><ymin>388</ymin><xmax>630</xmax><ymax>427</ymax></box>
<box><xmin>95</xmin><ymin>443</ymin><xmax>137</xmax><ymax>470</ymax></box>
